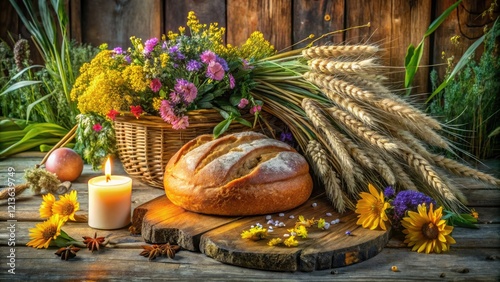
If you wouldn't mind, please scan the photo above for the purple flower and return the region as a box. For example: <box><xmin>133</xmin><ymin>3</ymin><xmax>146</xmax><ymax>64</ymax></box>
<box><xmin>186</xmin><ymin>60</ymin><xmax>203</xmax><ymax>72</ymax></box>
<box><xmin>124</xmin><ymin>55</ymin><xmax>131</xmax><ymax>63</ymax></box>
<box><xmin>280</xmin><ymin>132</ymin><xmax>293</xmax><ymax>144</ymax></box>
<box><xmin>206</xmin><ymin>61</ymin><xmax>225</xmax><ymax>80</ymax></box>
<box><xmin>228</xmin><ymin>73</ymin><xmax>235</xmax><ymax>89</ymax></box>
<box><xmin>216</xmin><ymin>57</ymin><xmax>229</xmax><ymax>71</ymax></box>
<box><xmin>162</xmin><ymin>41</ymin><xmax>168</xmax><ymax>49</ymax></box>
<box><xmin>238</xmin><ymin>98</ymin><xmax>249</xmax><ymax>109</ymax></box>
<box><xmin>113</xmin><ymin>47</ymin><xmax>124</xmax><ymax>55</ymax></box>
<box><xmin>392</xmin><ymin>190</ymin><xmax>437</xmax><ymax>227</ymax></box>
<box><xmin>144</xmin><ymin>38</ymin><xmax>159</xmax><ymax>54</ymax></box>
<box><xmin>168</xmin><ymin>45</ymin><xmax>185</xmax><ymax>60</ymax></box>
<box><xmin>241</xmin><ymin>59</ymin><xmax>253</xmax><ymax>70</ymax></box>
<box><xmin>150</xmin><ymin>78</ymin><xmax>162</xmax><ymax>92</ymax></box>
<box><xmin>200</xmin><ymin>50</ymin><xmax>216</xmax><ymax>63</ymax></box>
<box><xmin>384</xmin><ymin>186</ymin><xmax>396</xmax><ymax>199</ymax></box>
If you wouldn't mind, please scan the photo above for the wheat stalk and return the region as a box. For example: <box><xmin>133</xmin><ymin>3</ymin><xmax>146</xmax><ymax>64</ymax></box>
<box><xmin>319</xmin><ymin>86</ymin><xmax>375</xmax><ymax>126</ymax></box>
<box><xmin>383</xmin><ymin>153</ymin><xmax>419</xmax><ymax>191</ymax></box>
<box><xmin>326</xmin><ymin>106</ymin><xmax>399</xmax><ymax>151</ymax></box>
<box><xmin>431</xmin><ymin>155</ymin><xmax>500</xmax><ymax>185</ymax></box>
<box><xmin>302</xmin><ymin>45</ymin><xmax>380</xmax><ymax>60</ymax></box>
<box><xmin>308</xmin><ymin>58</ymin><xmax>379</xmax><ymax>75</ymax></box>
<box><xmin>375</xmin><ymin>96</ymin><xmax>442</xmax><ymax>131</ymax></box>
<box><xmin>302</xmin><ymin>98</ymin><xmax>359</xmax><ymax>193</ymax></box>
<box><xmin>398</xmin><ymin>147</ymin><xmax>462</xmax><ymax>209</ymax></box>
<box><xmin>306</xmin><ymin>140</ymin><xmax>346</xmax><ymax>212</ymax></box>
<box><xmin>364</xmin><ymin>151</ymin><xmax>396</xmax><ymax>185</ymax></box>
<box><xmin>304</xmin><ymin>71</ymin><xmax>376</xmax><ymax>101</ymax></box>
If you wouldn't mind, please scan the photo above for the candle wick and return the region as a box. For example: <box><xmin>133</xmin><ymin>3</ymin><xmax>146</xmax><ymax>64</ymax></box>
<box><xmin>106</xmin><ymin>175</ymin><xmax>111</xmax><ymax>182</ymax></box>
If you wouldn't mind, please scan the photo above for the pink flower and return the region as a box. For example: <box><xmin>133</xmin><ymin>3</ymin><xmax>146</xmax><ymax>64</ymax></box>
<box><xmin>144</xmin><ymin>37</ymin><xmax>159</xmax><ymax>54</ymax></box>
<box><xmin>174</xmin><ymin>79</ymin><xmax>198</xmax><ymax>103</ymax></box>
<box><xmin>172</xmin><ymin>115</ymin><xmax>189</xmax><ymax>130</ymax></box>
<box><xmin>150</xmin><ymin>78</ymin><xmax>162</xmax><ymax>92</ymax></box>
<box><xmin>169</xmin><ymin>91</ymin><xmax>181</xmax><ymax>104</ymax></box>
<box><xmin>229</xmin><ymin>73</ymin><xmax>235</xmax><ymax>89</ymax></box>
<box><xmin>92</xmin><ymin>123</ymin><xmax>102</xmax><ymax>132</ymax></box>
<box><xmin>207</xmin><ymin>61</ymin><xmax>224</xmax><ymax>81</ymax></box>
<box><xmin>238</xmin><ymin>98</ymin><xmax>249</xmax><ymax>109</ymax></box>
<box><xmin>159</xmin><ymin>100</ymin><xmax>175</xmax><ymax>122</ymax></box>
<box><xmin>130</xmin><ymin>105</ymin><xmax>143</xmax><ymax>119</ymax></box>
<box><xmin>106</xmin><ymin>109</ymin><xmax>120</xmax><ymax>121</ymax></box>
<box><xmin>250</xmin><ymin>105</ymin><xmax>262</xmax><ymax>115</ymax></box>
<box><xmin>200</xmin><ymin>50</ymin><xmax>216</xmax><ymax>63</ymax></box>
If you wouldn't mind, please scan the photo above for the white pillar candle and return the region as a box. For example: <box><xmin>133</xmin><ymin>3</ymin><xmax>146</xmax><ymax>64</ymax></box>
<box><xmin>88</xmin><ymin>158</ymin><xmax>132</xmax><ymax>229</ymax></box>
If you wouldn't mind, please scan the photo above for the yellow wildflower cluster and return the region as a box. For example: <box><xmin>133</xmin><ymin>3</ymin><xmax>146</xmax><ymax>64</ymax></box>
<box><xmin>70</xmin><ymin>50</ymin><xmax>139</xmax><ymax>116</ymax></box>
<box><xmin>237</xmin><ymin>31</ymin><xmax>276</xmax><ymax>60</ymax></box>
<box><xmin>240</xmin><ymin>225</ymin><xmax>268</xmax><ymax>241</ymax></box>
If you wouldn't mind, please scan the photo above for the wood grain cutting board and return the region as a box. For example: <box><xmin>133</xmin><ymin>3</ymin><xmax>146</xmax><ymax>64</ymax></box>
<box><xmin>130</xmin><ymin>193</ymin><xmax>390</xmax><ymax>272</ymax></box>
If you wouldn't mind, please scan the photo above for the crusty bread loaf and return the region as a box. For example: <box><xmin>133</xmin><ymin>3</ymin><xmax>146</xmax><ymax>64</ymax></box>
<box><xmin>163</xmin><ymin>131</ymin><xmax>313</xmax><ymax>216</ymax></box>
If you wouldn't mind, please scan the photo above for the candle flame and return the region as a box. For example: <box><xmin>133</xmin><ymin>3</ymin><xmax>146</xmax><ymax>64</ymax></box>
<box><xmin>105</xmin><ymin>157</ymin><xmax>111</xmax><ymax>182</ymax></box>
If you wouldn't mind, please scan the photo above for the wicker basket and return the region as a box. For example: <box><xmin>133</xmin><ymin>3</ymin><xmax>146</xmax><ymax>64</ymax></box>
<box><xmin>114</xmin><ymin>109</ymin><xmax>278</xmax><ymax>188</ymax></box>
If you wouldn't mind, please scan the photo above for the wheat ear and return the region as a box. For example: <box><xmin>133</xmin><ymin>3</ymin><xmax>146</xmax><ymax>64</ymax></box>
<box><xmin>431</xmin><ymin>155</ymin><xmax>500</xmax><ymax>185</ymax></box>
<box><xmin>308</xmin><ymin>58</ymin><xmax>378</xmax><ymax>75</ymax></box>
<box><xmin>302</xmin><ymin>45</ymin><xmax>380</xmax><ymax>60</ymax></box>
<box><xmin>364</xmin><ymin>151</ymin><xmax>396</xmax><ymax>185</ymax></box>
<box><xmin>319</xmin><ymin>86</ymin><xmax>375</xmax><ymax>126</ymax></box>
<box><xmin>304</xmin><ymin>71</ymin><xmax>376</xmax><ymax>101</ymax></box>
<box><xmin>383</xmin><ymin>154</ymin><xmax>419</xmax><ymax>191</ymax></box>
<box><xmin>374</xmin><ymin>97</ymin><xmax>442</xmax><ymax>131</ymax></box>
<box><xmin>326</xmin><ymin>106</ymin><xmax>399</xmax><ymax>151</ymax></box>
<box><xmin>307</xmin><ymin>140</ymin><xmax>346</xmax><ymax>212</ymax></box>
<box><xmin>398</xmin><ymin>147</ymin><xmax>461</xmax><ymax>207</ymax></box>
<box><xmin>302</xmin><ymin>98</ymin><xmax>358</xmax><ymax>192</ymax></box>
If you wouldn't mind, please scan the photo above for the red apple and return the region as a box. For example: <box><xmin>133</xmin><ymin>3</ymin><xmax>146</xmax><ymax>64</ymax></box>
<box><xmin>45</xmin><ymin>148</ymin><xmax>84</xmax><ymax>182</ymax></box>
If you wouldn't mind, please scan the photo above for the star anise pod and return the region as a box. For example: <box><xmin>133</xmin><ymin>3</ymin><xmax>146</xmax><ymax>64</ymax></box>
<box><xmin>54</xmin><ymin>245</ymin><xmax>80</xmax><ymax>261</ymax></box>
<box><xmin>140</xmin><ymin>244</ymin><xmax>163</xmax><ymax>261</ymax></box>
<box><xmin>161</xmin><ymin>243</ymin><xmax>181</xmax><ymax>259</ymax></box>
<box><xmin>82</xmin><ymin>232</ymin><xmax>106</xmax><ymax>252</ymax></box>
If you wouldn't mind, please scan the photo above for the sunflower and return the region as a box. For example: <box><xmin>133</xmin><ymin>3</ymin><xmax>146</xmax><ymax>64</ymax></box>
<box><xmin>401</xmin><ymin>203</ymin><xmax>456</xmax><ymax>254</ymax></box>
<box><xmin>52</xmin><ymin>190</ymin><xmax>79</xmax><ymax>221</ymax></box>
<box><xmin>355</xmin><ymin>183</ymin><xmax>391</xmax><ymax>230</ymax></box>
<box><xmin>39</xmin><ymin>193</ymin><xmax>56</xmax><ymax>218</ymax></box>
<box><xmin>26</xmin><ymin>214</ymin><xmax>64</xmax><ymax>249</ymax></box>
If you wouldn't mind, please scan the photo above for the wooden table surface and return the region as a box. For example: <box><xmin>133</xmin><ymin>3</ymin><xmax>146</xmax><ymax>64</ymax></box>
<box><xmin>1</xmin><ymin>154</ymin><xmax>499</xmax><ymax>281</ymax></box>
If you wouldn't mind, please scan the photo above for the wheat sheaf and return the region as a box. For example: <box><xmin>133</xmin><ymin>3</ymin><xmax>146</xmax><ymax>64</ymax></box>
<box><xmin>253</xmin><ymin>44</ymin><xmax>499</xmax><ymax>214</ymax></box>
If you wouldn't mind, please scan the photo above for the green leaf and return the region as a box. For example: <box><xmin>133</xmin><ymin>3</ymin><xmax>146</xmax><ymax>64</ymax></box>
<box><xmin>220</xmin><ymin>104</ymin><xmax>240</xmax><ymax>115</ymax></box>
<box><xmin>427</xmin><ymin>30</ymin><xmax>487</xmax><ymax>102</ymax></box>
<box><xmin>0</xmin><ymin>81</ymin><xmax>43</xmax><ymax>97</ymax></box>
<box><xmin>425</xmin><ymin>0</ymin><xmax>462</xmax><ymax>37</ymax></box>
<box><xmin>197</xmin><ymin>102</ymin><xmax>213</xmax><ymax>109</ymax></box>
<box><xmin>404</xmin><ymin>42</ymin><xmax>424</xmax><ymax>94</ymax></box>
<box><xmin>234</xmin><ymin>116</ymin><xmax>252</xmax><ymax>127</ymax></box>
<box><xmin>213</xmin><ymin>118</ymin><xmax>232</xmax><ymax>138</ymax></box>
<box><xmin>404</xmin><ymin>44</ymin><xmax>415</xmax><ymax>67</ymax></box>
<box><xmin>198</xmin><ymin>93</ymin><xmax>215</xmax><ymax>103</ymax></box>
<box><xmin>26</xmin><ymin>91</ymin><xmax>54</xmax><ymax>121</ymax></box>
<box><xmin>218</xmin><ymin>109</ymin><xmax>230</xmax><ymax>119</ymax></box>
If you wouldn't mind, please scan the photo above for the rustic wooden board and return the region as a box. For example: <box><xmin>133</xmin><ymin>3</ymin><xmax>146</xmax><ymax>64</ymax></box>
<box><xmin>133</xmin><ymin>193</ymin><xmax>390</xmax><ymax>272</ymax></box>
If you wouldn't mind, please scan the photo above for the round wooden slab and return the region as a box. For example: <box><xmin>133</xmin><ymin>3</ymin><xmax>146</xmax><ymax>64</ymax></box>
<box><xmin>131</xmin><ymin>193</ymin><xmax>390</xmax><ymax>272</ymax></box>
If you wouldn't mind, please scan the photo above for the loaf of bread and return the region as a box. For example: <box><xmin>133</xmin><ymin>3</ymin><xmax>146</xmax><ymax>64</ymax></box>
<box><xmin>163</xmin><ymin>131</ymin><xmax>313</xmax><ymax>216</ymax></box>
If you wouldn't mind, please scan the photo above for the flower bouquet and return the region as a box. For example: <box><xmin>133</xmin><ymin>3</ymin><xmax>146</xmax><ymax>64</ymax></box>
<box><xmin>70</xmin><ymin>12</ymin><xmax>277</xmax><ymax>186</ymax></box>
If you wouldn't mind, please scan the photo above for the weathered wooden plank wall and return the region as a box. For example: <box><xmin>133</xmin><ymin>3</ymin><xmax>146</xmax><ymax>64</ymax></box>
<box><xmin>1</xmin><ymin>0</ymin><xmax>498</xmax><ymax>95</ymax></box>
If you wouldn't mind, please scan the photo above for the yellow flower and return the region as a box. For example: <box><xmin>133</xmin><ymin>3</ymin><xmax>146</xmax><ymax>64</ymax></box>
<box><xmin>267</xmin><ymin>238</ymin><xmax>282</xmax><ymax>246</ymax></box>
<box><xmin>283</xmin><ymin>236</ymin><xmax>299</xmax><ymax>247</ymax></box>
<box><xmin>241</xmin><ymin>226</ymin><xmax>268</xmax><ymax>241</ymax></box>
<box><xmin>26</xmin><ymin>214</ymin><xmax>64</xmax><ymax>249</ymax></box>
<box><xmin>317</xmin><ymin>218</ymin><xmax>326</xmax><ymax>229</ymax></box>
<box><xmin>52</xmin><ymin>190</ymin><xmax>79</xmax><ymax>222</ymax></box>
<box><xmin>39</xmin><ymin>193</ymin><xmax>56</xmax><ymax>219</ymax></box>
<box><xmin>294</xmin><ymin>225</ymin><xmax>308</xmax><ymax>239</ymax></box>
<box><xmin>401</xmin><ymin>203</ymin><xmax>456</xmax><ymax>254</ymax></box>
<box><xmin>355</xmin><ymin>183</ymin><xmax>390</xmax><ymax>230</ymax></box>
<box><xmin>295</xmin><ymin>215</ymin><xmax>315</xmax><ymax>228</ymax></box>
